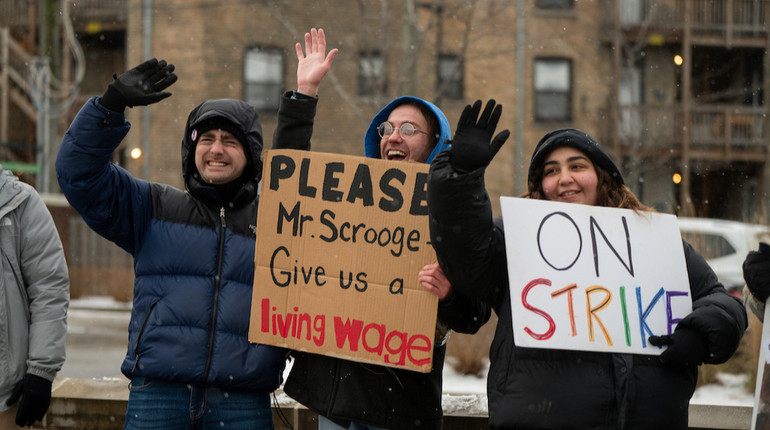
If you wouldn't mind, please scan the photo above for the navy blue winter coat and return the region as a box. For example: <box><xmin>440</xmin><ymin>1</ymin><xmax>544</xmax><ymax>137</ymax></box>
<box><xmin>56</xmin><ymin>97</ymin><xmax>286</xmax><ymax>392</ymax></box>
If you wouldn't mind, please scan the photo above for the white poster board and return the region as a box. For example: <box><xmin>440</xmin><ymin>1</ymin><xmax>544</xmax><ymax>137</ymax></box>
<box><xmin>751</xmin><ymin>306</ymin><xmax>770</xmax><ymax>429</ymax></box>
<box><xmin>500</xmin><ymin>197</ymin><xmax>692</xmax><ymax>355</ymax></box>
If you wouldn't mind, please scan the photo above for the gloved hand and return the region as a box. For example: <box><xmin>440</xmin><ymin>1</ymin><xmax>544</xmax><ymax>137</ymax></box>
<box><xmin>743</xmin><ymin>242</ymin><xmax>770</xmax><ymax>303</ymax></box>
<box><xmin>449</xmin><ymin>99</ymin><xmax>510</xmax><ymax>172</ymax></box>
<box><xmin>6</xmin><ymin>374</ymin><xmax>52</xmax><ymax>427</ymax></box>
<box><xmin>99</xmin><ymin>58</ymin><xmax>177</xmax><ymax>112</ymax></box>
<box><xmin>649</xmin><ymin>327</ymin><xmax>708</xmax><ymax>367</ymax></box>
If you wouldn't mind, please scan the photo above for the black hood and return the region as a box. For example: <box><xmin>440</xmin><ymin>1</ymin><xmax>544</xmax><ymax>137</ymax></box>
<box><xmin>181</xmin><ymin>99</ymin><xmax>263</xmax><ymax>208</ymax></box>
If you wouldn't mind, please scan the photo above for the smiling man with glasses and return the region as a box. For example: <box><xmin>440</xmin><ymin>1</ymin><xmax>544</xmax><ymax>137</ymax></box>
<box><xmin>375</xmin><ymin>102</ymin><xmax>441</xmax><ymax>163</ymax></box>
<box><xmin>272</xmin><ymin>28</ymin><xmax>491</xmax><ymax>430</ymax></box>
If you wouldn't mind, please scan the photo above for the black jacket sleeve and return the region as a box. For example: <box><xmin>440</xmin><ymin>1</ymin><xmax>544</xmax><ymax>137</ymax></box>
<box><xmin>272</xmin><ymin>91</ymin><xmax>317</xmax><ymax>151</ymax></box>
<box><xmin>677</xmin><ymin>240</ymin><xmax>748</xmax><ymax>364</ymax></box>
<box><xmin>437</xmin><ymin>289</ymin><xmax>492</xmax><ymax>334</ymax></box>
<box><xmin>427</xmin><ymin>150</ymin><xmax>509</xmax><ymax>309</ymax></box>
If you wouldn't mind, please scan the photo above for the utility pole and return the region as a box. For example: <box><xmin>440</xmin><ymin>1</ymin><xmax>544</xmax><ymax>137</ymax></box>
<box><xmin>35</xmin><ymin>0</ymin><xmax>58</xmax><ymax>192</ymax></box>
<box><xmin>402</xmin><ymin>0</ymin><xmax>419</xmax><ymax>95</ymax></box>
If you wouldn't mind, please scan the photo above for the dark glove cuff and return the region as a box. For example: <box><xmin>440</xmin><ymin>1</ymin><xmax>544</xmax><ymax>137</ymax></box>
<box><xmin>99</xmin><ymin>84</ymin><xmax>127</xmax><ymax>113</ymax></box>
<box><xmin>290</xmin><ymin>90</ymin><xmax>316</xmax><ymax>100</ymax></box>
<box><xmin>25</xmin><ymin>374</ymin><xmax>52</xmax><ymax>391</ymax></box>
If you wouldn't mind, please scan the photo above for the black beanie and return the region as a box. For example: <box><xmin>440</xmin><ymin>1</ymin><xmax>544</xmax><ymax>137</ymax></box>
<box><xmin>527</xmin><ymin>128</ymin><xmax>624</xmax><ymax>187</ymax></box>
<box><xmin>190</xmin><ymin>116</ymin><xmax>247</xmax><ymax>148</ymax></box>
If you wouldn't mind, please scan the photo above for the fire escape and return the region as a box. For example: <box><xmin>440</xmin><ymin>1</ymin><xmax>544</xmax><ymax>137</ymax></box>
<box><xmin>604</xmin><ymin>0</ymin><xmax>770</xmax><ymax>219</ymax></box>
<box><xmin>0</xmin><ymin>0</ymin><xmax>126</xmax><ymax>191</ymax></box>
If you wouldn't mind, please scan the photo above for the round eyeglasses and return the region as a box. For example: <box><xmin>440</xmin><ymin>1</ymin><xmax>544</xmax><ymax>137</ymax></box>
<box><xmin>377</xmin><ymin>121</ymin><xmax>430</xmax><ymax>139</ymax></box>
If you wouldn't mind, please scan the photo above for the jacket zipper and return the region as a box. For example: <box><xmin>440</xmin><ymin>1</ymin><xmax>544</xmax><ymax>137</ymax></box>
<box><xmin>201</xmin><ymin>207</ymin><xmax>226</xmax><ymax>384</ymax></box>
<box><xmin>132</xmin><ymin>300</ymin><xmax>159</xmax><ymax>374</ymax></box>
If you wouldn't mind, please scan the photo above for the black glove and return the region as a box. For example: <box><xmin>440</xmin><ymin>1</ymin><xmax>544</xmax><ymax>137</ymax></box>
<box><xmin>648</xmin><ymin>327</ymin><xmax>708</xmax><ymax>367</ymax></box>
<box><xmin>99</xmin><ymin>58</ymin><xmax>177</xmax><ymax>112</ymax></box>
<box><xmin>449</xmin><ymin>99</ymin><xmax>510</xmax><ymax>172</ymax></box>
<box><xmin>743</xmin><ymin>242</ymin><xmax>770</xmax><ymax>303</ymax></box>
<box><xmin>6</xmin><ymin>374</ymin><xmax>52</xmax><ymax>427</ymax></box>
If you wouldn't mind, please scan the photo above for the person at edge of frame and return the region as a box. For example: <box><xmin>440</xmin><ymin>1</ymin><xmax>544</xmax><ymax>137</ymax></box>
<box><xmin>0</xmin><ymin>166</ymin><xmax>69</xmax><ymax>428</ymax></box>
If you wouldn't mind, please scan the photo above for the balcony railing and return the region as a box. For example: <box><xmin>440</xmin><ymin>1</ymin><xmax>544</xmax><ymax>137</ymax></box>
<box><xmin>0</xmin><ymin>0</ymin><xmax>30</xmax><ymax>28</ymax></box>
<box><xmin>69</xmin><ymin>0</ymin><xmax>127</xmax><ymax>25</ymax></box>
<box><xmin>611</xmin><ymin>0</ymin><xmax>770</xmax><ymax>38</ymax></box>
<box><xmin>618</xmin><ymin>104</ymin><xmax>767</xmax><ymax>154</ymax></box>
<box><xmin>0</xmin><ymin>0</ymin><xmax>126</xmax><ymax>29</ymax></box>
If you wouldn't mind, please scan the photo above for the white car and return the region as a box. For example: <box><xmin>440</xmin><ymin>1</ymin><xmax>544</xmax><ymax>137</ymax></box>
<box><xmin>677</xmin><ymin>217</ymin><xmax>770</xmax><ymax>298</ymax></box>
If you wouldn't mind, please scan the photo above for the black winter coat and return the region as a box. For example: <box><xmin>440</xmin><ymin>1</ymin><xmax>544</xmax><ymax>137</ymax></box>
<box><xmin>273</xmin><ymin>93</ymin><xmax>492</xmax><ymax>429</ymax></box>
<box><xmin>426</xmin><ymin>151</ymin><xmax>748</xmax><ymax>430</ymax></box>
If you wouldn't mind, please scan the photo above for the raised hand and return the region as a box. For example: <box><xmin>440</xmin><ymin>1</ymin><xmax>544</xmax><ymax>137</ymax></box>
<box><xmin>419</xmin><ymin>262</ymin><xmax>453</xmax><ymax>301</ymax></box>
<box><xmin>449</xmin><ymin>99</ymin><xmax>510</xmax><ymax>172</ymax></box>
<box><xmin>99</xmin><ymin>58</ymin><xmax>177</xmax><ymax>112</ymax></box>
<box><xmin>296</xmin><ymin>28</ymin><xmax>338</xmax><ymax>97</ymax></box>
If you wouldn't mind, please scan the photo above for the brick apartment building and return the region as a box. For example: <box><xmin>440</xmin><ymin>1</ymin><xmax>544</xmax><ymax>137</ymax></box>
<box><xmin>3</xmin><ymin>0</ymin><xmax>769</xmax><ymax>216</ymax></box>
<box><xmin>2</xmin><ymin>0</ymin><xmax>770</xmax><ymax>296</ymax></box>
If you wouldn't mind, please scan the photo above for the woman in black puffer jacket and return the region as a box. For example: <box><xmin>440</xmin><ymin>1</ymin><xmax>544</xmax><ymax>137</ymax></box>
<box><xmin>427</xmin><ymin>102</ymin><xmax>747</xmax><ymax>430</ymax></box>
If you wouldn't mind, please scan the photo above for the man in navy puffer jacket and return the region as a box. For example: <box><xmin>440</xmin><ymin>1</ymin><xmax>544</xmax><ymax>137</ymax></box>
<box><xmin>56</xmin><ymin>58</ymin><xmax>286</xmax><ymax>429</ymax></box>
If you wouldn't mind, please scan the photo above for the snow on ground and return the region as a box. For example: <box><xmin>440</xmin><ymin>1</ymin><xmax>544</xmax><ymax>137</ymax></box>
<box><xmin>70</xmin><ymin>296</ymin><xmax>757</xmax><ymax>412</ymax></box>
<box><xmin>280</xmin><ymin>354</ymin><xmax>756</xmax><ymax>413</ymax></box>
<box><xmin>440</xmin><ymin>360</ymin><xmax>757</xmax><ymax>411</ymax></box>
<box><xmin>691</xmin><ymin>372</ymin><xmax>755</xmax><ymax>406</ymax></box>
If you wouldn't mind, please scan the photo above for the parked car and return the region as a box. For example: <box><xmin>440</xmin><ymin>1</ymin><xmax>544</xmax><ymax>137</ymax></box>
<box><xmin>678</xmin><ymin>217</ymin><xmax>770</xmax><ymax>298</ymax></box>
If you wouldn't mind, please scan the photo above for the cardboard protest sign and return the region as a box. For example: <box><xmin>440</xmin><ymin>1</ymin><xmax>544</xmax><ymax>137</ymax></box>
<box><xmin>249</xmin><ymin>149</ymin><xmax>438</xmax><ymax>373</ymax></box>
<box><xmin>500</xmin><ymin>197</ymin><xmax>692</xmax><ymax>355</ymax></box>
<box><xmin>751</xmin><ymin>306</ymin><xmax>770</xmax><ymax>429</ymax></box>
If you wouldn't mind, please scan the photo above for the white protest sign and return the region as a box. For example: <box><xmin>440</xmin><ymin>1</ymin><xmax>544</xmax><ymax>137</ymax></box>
<box><xmin>500</xmin><ymin>197</ymin><xmax>692</xmax><ymax>355</ymax></box>
<box><xmin>751</xmin><ymin>305</ymin><xmax>770</xmax><ymax>429</ymax></box>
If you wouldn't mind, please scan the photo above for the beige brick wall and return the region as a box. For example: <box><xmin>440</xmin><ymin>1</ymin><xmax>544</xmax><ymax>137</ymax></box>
<box><xmin>118</xmin><ymin>0</ymin><xmax>614</xmax><ymax>215</ymax></box>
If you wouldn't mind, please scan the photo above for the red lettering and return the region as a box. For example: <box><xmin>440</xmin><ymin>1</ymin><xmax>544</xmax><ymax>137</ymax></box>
<box><xmin>277</xmin><ymin>313</ymin><xmax>294</xmax><ymax>338</ymax></box>
<box><xmin>362</xmin><ymin>323</ymin><xmax>386</xmax><ymax>354</ymax></box>
<box><xmin>260</xmin><ymin>298</ymin><xmax>325</xmax><ymax>345</ymax></box>
<box><xmin>295</xmin><ymin>310</ymin><xmax>309</xmax><ymax>339</ymax></box>
<box><xmin>384</xmin><ymin>330</ymin><xmax>408</xmax><ymax>366</ymax></box>
<box><xmin>312</xmin><ymin>315</ymin><xmax>325</xmax><ymax>346</ymax></box>
<box><xmin>406</xmin><ymin>335</ymin><xmax>431</xmax><ymax>366</ymax></box>
<box><xmin>522</xmin><ymin>278</ymin><xmax>556</xmax><ymax>340</ymax></box>
<box><xmin>333</xmin><ymin>317</ymin><xmax>363</xmax><ymax>351</ymax></box>
<box><xmin>261</xmin><ymin>298</ymin><xmax>269</xmax><ymax>332</ymax></box>
<box><xmin>329</xmin><ymin>317</ymin><xmax>432</xmax><ymax>368</ymax></box>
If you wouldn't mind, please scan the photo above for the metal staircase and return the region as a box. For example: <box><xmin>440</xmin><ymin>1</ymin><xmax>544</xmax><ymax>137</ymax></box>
<box><xmin>0</xmin><ymin>0</ymin><xmax>89</xmax><ymax>191</ymax></box>
<box><xmin>0</xmin><ymin>25</ymin><xmax>39</xmax><ymax>175</ymax></box>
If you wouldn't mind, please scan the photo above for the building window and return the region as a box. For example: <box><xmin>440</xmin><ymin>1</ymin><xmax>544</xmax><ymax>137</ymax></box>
<box><xmin>536</xmin><ymin>0</ymin><xmax>574</xmax><ymax>8</ymax></box>
<box><xmin>437</xmin><ymin>54</ymin><xmax>463</xmax><ymax>99</ymax></box>
<box><xmin>244</xmin><ymin>47</ymin><xmax>284</xmax><ymax>112</ymax></box>
<box><xmin>359</xmin><ymin>52</ymin><xmax>384</xmax><ymax>96</ymax></box>
<box><xmin>534</xmin><ymin>58</ymin><xmax>572</xmax><ymax>122</ymax></box>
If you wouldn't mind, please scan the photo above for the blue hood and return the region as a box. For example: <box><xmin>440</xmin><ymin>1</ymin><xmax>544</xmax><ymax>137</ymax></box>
<box><xmin>363</xmin><ymin>96</ymin><xmax>451</xmax><ymax>164</ymax></box>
